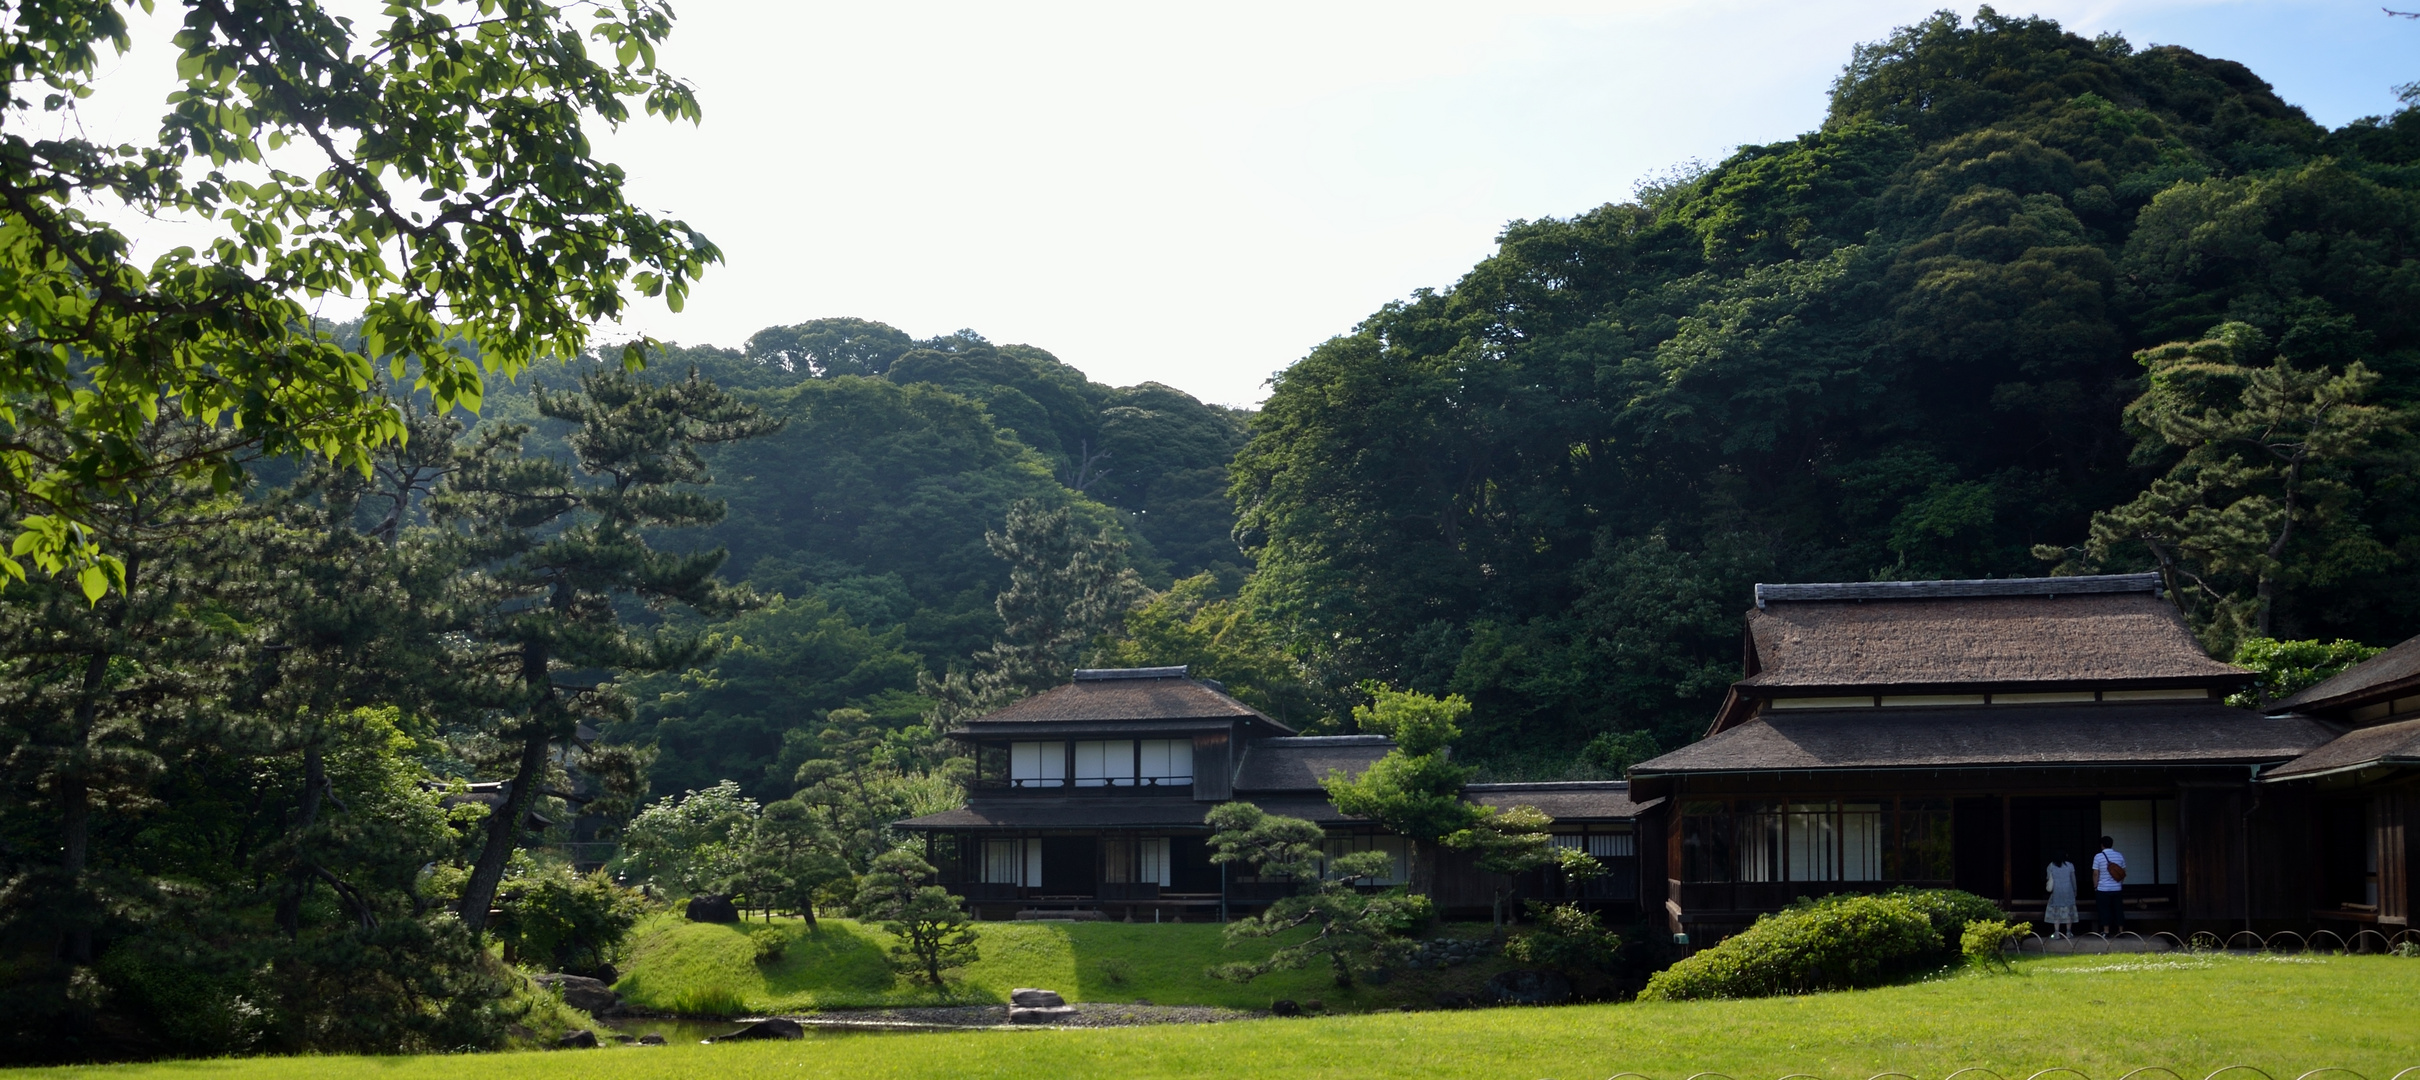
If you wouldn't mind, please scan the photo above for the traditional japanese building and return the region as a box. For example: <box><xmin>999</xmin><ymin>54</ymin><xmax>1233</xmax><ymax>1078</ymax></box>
<box><xmin>2258</xmin><ymin>634</ymin><xmax>2420</xmax><ymax>933</ymax></box>
<box><xmin>895</xmin><ymin>666</ymin><xmax>1651</xmax><ymax>921</ymax></box>
<box><xmin>1627</xmin><ymin>573</ymin><xmax>2339</xmax><ymax>938</ymax></box>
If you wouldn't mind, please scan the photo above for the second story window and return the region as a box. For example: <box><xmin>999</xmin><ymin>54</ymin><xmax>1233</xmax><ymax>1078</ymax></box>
<box><xmin>1139</xmin><ymin>738</ymin><xmax>1193</xmax><ymax>785</ymax></box>
<box><xmin>1010</xmin><ymin>741</ymin><xmax>1066</xmax><ymax>788</ymax></box>
<box><xmin>1075</xmin><ymin>740</ymin><xmax>1135</xmax><ymax>787</ymax></box>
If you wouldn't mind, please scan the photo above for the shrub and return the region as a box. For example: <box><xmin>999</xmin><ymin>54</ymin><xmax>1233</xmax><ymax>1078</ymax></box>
<box><xmin>1639</xmin><ymin>894</ymin><xmax>1940</xmax><ymax>1001</ymax></box>
<box><xmin>1960</xmin><ymin>919</ymin><xmax>2028</xmax><ymax>968</ymax></box>
<box><xmin>1505</xmin><ymin>902</ymin><xmax>1623</xmax><ymax>977</ymax></box>
<box><xmin>749</xmin><ymin>927</ymin><xmax>789</xmax><ymax>964</ymax></box>
<box><xmin>1786</xmin><ymin>887</ymin><xmax>2000</xmax><ymax>962</ymax></box>
<box><xmin>492</xmin><ymin>867</ymin><xmax>645</xmax><ymax>977</ymax></box>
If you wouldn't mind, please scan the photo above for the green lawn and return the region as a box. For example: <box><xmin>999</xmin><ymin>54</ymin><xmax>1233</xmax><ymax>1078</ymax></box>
<box><xmin>612</xmin><ymin>914</ymin><xmax>1511</xmax><ymax>1013</ymax></box>
<box><xmin>20</xmin><ymin>953</ymin><xmax>2420</xmax><ymax>1080</ymax></box>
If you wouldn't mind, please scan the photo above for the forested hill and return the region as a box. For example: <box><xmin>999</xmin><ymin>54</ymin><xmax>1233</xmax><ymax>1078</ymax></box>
<box><xmin>1229</xmin><ymin>10</ymin><xmax>2420</xmax><ymax>767</ymax></box>
<box><xmin>444</xmin><ymin>319</ymin><xmax>1250</xmax><ymax>797</ymax></box>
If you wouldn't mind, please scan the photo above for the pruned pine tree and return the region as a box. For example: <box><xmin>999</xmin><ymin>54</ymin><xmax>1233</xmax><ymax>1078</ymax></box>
<box><xmin>1442</xmin><ymin>804</ymin><xmax>1602</xmax><ymax>930</ymax></box>
<box><xmin>438</xmin><ymin>368</ymin><xmax>779</xmax><ymax>932</ymax></box>
<box><xmin>1203</xmin><ymin>802</ymin><xmax>1423</xmax><ymax>989</ymax></box>
<box><xmin>853</xmin><ymin>849</ymin><xmax>978</xmax><ymax>986</ymax></box>
<box><xmin>746</xmin><ymin>800</ymin><xmax>850</xmax><ymax>928</ymax></box>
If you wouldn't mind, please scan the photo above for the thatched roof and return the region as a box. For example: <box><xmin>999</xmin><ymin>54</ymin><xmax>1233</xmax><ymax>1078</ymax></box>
<box><xmin>1232</xmin><ymin>735</ymin><xmax>1392</xmax><ymax>793</ymax></box>
<box><xmin>2264</xmin><ymin>717</ymin><xmax>2420</xmax><ymax>781</ymax></box>
<box><xmin>1635</xmin><ymin>701</ymin><xmax>2333</xmax><ymax>779</ymax></box>
<box><xmin>2270</xmin><ymin>634</ymin><xmax>2420</xmax><ymax>714</ymax></box>
<box><xmin>1740</xmin><ymin>589</ymin><xmax>2246</xmax><ymax>693</ymax></box>
<box><xmin>955</xmin><ymin>667</ymin><xmax>1292</xmax><ymax>738</ymax></box>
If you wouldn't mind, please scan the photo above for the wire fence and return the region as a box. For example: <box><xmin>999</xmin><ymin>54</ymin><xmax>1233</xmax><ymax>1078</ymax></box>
<box><xmin>1601</xmin><ymin>1069</ymin><xmax>2420</xmax><ymax>1080</ymax></box>
<box><xmin>2008</xmin><ymin>928</ymin><xmax>2420</xmax><ymax>954</ymax></box>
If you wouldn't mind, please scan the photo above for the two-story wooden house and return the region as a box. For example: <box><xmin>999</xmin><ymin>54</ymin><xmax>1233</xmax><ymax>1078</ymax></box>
<box><xmin>896</xmin><ymin>666</ymin><xmax>1653</xmax><ymax>921</ymax></box>
<box><xmin>1627</xmin><ymin>573</ymin><xmax>2339</xmax><ymax>939</ymax></box>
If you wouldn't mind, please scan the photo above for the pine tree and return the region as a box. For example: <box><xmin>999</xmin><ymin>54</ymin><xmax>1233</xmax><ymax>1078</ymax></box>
<box><xmin>972</xmin><ymin>500</ymin><xmax>1145</xmax><ymax>696</ymax></box>
<box><xmin>436</xmin><ymin>368</ymin><xmax>779</xmax><ymax>932</ymax></box>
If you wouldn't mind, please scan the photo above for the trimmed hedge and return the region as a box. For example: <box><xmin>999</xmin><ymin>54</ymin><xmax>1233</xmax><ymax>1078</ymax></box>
<box><xmin>1641</xmin><ymin>890</ymin><xmax>1994</xmax><ymax>1001</ymax></box>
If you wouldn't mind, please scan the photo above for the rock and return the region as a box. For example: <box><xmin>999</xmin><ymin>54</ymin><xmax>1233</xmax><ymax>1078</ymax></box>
<box><xmin>1269</xmin><ymin>999</ymin><xmax>1302</xmax><ymax>1017</ymax></box>
<box><xmin>636</xmin><ymin>1034</ymin><xmax>667</xmax><ymax>1046</ymax></box>
<box><xmin>1008</xmin><ymin>1005</ymin><xmax>1077</xmax><ymax>1024</ymax></box>
<box><xmin>556</xmin><ymin>1029</ymin><xmax>599</xmax><ymax>1049</ymax></box>
<box><xmin>710</xmin><ymin>1017</ymin><xmax>804</xmax><ymax>1042</ymax></box>
<box><xmin>1486</xmin><ymin>969</ymin><xmax>1574</xmax><ymax>1006</ymax></box>
<box><xmin>532</xmin><ymin>973</ymin><xmax>620</xmax><ymax>1015</ymax></box>
<box><xmin>1009</xmin><ymin>987</ymin><xmax>1066</xmax><ymax>1007</ymax></box>
<box><xmin>611</xmin><ymin>1034</ymin><xmax>635</xmax><ymax>1044</ymax></box>
<box><xmin>685</xmin><ymin>894</ymin><xmax>741</xmax><ymax>924</ymax></box>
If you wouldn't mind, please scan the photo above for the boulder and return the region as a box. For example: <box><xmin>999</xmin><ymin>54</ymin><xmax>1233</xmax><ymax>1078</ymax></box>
<box><xmin>1269</xmin><ymin>999</ymin><xmax>1303</xmax><ymax>1017</ymax></box>
<box><xmin>1009</xmin><ymin>988</ymin><xmax>1066</xmax><ymax>1008</ymax></box>
<box><xmin>636</xmin><ymin>1034</ymin><xmax>667</xmax><ymax>1046</ymax></box>
<box><xmin>710</xmin><ymin>1018</ymin><xmax>804</xmax><ymax>1042</ymax></box>
<box><xmin>1485</xmin><ymin>968</ymin><xmax>1573</xmax><ymax>1006</ymax></box>
<box><xmin>556</xmin><ymin>1029</ymin><xmax>599</xmax><ymax>1049</ymax></box>
<box><xmin>685</xmin><ymin>894</ymin><xmax>741</xmax><ymax>924</ymax></box>
<box><xmin>532</xmin><ymin>973</ymin><xmax>620</xmax><ymax>1015</ymax></box>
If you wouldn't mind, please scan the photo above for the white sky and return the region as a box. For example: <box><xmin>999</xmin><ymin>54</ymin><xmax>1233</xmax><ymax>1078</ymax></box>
<box><xmin>73</xmin><ymin>1</ymin><xmax>2420</xmax><ymax>406</ymax></box>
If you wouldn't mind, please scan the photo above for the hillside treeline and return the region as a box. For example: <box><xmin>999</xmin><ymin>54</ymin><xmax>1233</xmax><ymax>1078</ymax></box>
<box><xmin>7</xmin><ymin>8</ymin><xmax>2420</xmax><ymax>1061</ymax></box>
<box><xmin>1229</xmin><ymin>11</ymin><xmax>2420</xmax><ymax>762</ymax></box>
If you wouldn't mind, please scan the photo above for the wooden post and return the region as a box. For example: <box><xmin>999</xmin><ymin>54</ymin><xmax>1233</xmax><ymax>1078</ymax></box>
<box><xmin>2000</xmin><ymin>795</ymin><xmax>2013</xmax><ymax>906</ymax></box>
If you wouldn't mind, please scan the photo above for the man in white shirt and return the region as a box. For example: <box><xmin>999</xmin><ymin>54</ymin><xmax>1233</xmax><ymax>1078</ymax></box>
<box><xmin>2091</xmin><ymin>835</ymin><xmax>2128</xmax><ymax>935</ymax></box>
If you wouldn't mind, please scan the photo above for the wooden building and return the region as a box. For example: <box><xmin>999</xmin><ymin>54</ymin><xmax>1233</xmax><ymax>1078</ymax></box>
<box><xmin>1627</xmin><ymin>574</ymin><xmax>2341</xmax><ymax>938</ymax></box>
<box><xmin>896</xmin><ymin>666</ymin><xmax>1652</xmax><ymax>920</ymax></box>
<box><xmin>2258</xmin><ymin>634</ymin><xmax>2420</xmax><ymax>934</ymax></box>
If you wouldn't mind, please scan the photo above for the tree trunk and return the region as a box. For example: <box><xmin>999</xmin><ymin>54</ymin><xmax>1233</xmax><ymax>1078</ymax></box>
<box><xmin>457</xmin><ymin>726</ymin><xmax>551</xmax><ymax>933</ymax></box>
<box><xmin>276</xmin><ymin>745</ymin><xmax>328</xmax><ymax>937</ymax></box>
<box><xmin>59</xmin><ymin>555</ymin><xmax>137</xmax><ymax>966</ymax></box>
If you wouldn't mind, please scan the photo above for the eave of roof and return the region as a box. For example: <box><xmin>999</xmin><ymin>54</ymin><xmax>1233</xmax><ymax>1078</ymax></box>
<box><xmin>1465</xmin><ymin>781</ymin><xmax>1657</xmax><ymax>821</ymax></box>
<box><xmin>2262</xmin><ymin>715</ymin><xmax>2420</xmax><ymax>781</ymax></box>
<box><xmin>1636</xmin><ymin>702</ymin><xmax>2334</xmax><ymax>779</ymax></box>
<box><xmin>2270</xmin><ymin>634</ymin><xmax>2420</xmax><ymax>714</ymax></box>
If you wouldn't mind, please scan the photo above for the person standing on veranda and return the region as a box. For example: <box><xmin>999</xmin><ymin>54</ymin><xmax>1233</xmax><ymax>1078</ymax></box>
<box><xmin>2044</xmin><ymin>852</ymin><xmax>2079</xmax><ymax>939</ymax></box>
<box><xmin>2091</xmin><ymin>835</ymin><xmax>2128</xmax><ymax>936</ymax></box>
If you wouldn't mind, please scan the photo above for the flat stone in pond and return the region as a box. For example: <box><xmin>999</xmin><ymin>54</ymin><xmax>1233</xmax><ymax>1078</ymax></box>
<box><xmin>710</xmin><ymin>1018</ymin><xmax>804</xmax><ymax>1042</ymax></box>
<box><xmin>1009</xmin><ymin>988</ymin><xmax>1065</xmax><ymax>1007</ymax></box>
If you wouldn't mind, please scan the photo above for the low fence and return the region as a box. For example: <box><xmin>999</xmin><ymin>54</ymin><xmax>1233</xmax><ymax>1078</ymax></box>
<box><xmin>1604</xmin><ymin>1069</ymin><xmax>2420</xmax><ymax>1080</ymax></box>
<box><xmin>2010</xmin><ymin>928</ymin><xmax>2420</xmax><ymax>953</ymax></box>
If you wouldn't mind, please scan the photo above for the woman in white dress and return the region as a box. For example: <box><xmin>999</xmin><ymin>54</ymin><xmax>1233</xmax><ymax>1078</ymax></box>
<box><xmin>2044</xmin><ymin>853</ymin><xmax>2079</xmax><ymax>939</ymax></box>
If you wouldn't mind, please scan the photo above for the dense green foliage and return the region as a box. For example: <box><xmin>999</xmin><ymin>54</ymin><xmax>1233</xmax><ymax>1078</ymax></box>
<box><xmin>1231</xmin><ymin>10</ymin><xmax>2420</xmax><ymax>763</ymax></box>
<box><xmin>0</xmin><ymin>0</ymin><xmax>713</xmax><ymax>591</ymax></box>
<box><xmin>2228</xmin><ymin>636</ymin><xmax>2390</xmax><ymax>705</ymax></box>
<box><xmin>1205</xmin><ymin>802</ymin><xmax>1430</xmax><ymax>988</ymax></box>
<box><xmin>1639</xmin><ymin>894</ymin><xmax>1945</xmax><ymax>1000</ymax></box>
<box><xmin>575</xmin><ymin>323</ymin><xmax>1251</xmax><ymax>799</ymax></box>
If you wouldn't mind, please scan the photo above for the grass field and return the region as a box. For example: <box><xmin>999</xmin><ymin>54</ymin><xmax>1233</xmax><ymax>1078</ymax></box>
<box><xmin>612</xmin><ymin>914</ymin><xmax>1513</xmax><ymax>1013</ymax></box>
<box><xmin>18</xmin><ymin>953</ymin><xmax>2420</xmax><ymax>1080</ymax></box>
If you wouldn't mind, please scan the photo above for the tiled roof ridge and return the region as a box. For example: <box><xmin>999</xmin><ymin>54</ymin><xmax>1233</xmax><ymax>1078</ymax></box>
<box><xmin>1073</xmin><ymin>666</ymin><xmax>1190</xmax><ymax>680</ymax></box>
<box><xmin>1755</xmin><ymin>573</ymin><xmax>2162</xmax><ymax>607</ymax></box>
<box><xmin>1258</xmin><ymin>734</ymin><xmax>1392</xmax><ymax>746</ymax></box>
<box><xmin>1462</xmin><ymin>781</ymin><xmax>1631</xmax><ymax>791</ymax></box>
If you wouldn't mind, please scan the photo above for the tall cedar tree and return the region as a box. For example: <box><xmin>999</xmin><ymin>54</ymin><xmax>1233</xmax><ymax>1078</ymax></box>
<box><xmin>437</xmin><ymin>369</ymin><xmax>778</xmax><ymax>932</ymax></box>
